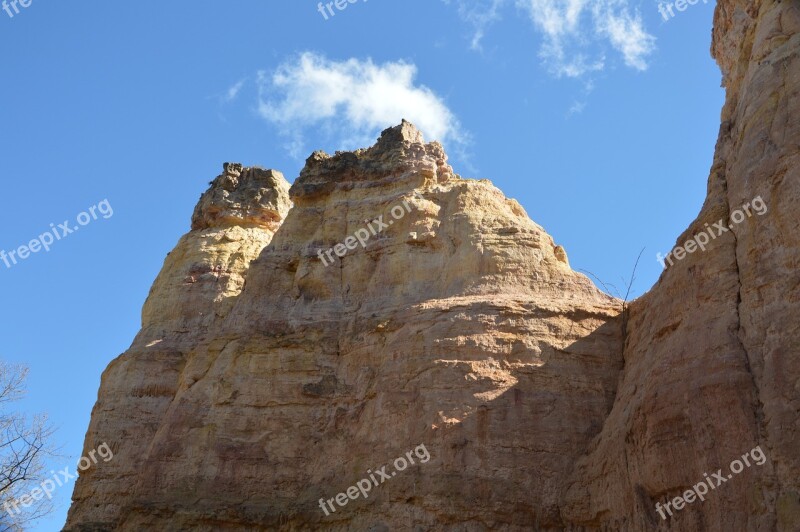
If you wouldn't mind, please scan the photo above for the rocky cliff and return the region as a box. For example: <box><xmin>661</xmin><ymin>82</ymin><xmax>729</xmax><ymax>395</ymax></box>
<box><xmin>65</xmin><ymin>0</ymin><xmax>798</xmax><ymax>529</ymax></box>
<box><xmin>562</xmin><ymin>0</ymin><xmax>799</xmax><ymax>529</ymax></box>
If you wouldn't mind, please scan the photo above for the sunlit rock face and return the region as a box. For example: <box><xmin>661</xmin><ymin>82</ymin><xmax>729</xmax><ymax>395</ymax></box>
<box><xmin>64</xmin><ymin>164</ymin><xmax>293</xmax><ymax>530</ymax></box>
<box><xmin>65</xmin><ymin>121</ymin><xmax>624</xmax><ymax>530</ymax></box>
<box><xmin>66</xmin><ymin>0</ymin><xmax>800</xmax><ymax>527</ymax></box>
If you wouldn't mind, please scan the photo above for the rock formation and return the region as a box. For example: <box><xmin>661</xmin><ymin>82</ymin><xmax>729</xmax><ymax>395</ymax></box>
<box><xmin>563</xmin><ymin>0</ymin><xmax>799</xmax><ymax>529</ymax></box>
<box><xmin>66</xmin><ymin>119</ymin><xmax>624</xmax><ymax>530</ymax></box>
<box><xmin>65</xmin><ymin>0</ymin><xmax>798</xmax><ymax>529</ymax></box>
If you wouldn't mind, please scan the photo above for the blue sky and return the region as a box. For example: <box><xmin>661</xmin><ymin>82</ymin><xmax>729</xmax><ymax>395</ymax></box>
<box><xmin>0</xmin><ymin>1</ymin><xmax>721</xmax><ymax>529</ymax></box>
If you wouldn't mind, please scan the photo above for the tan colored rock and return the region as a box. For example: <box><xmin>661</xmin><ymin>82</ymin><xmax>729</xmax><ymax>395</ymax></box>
<box><xmin>141</xmin><ymin>165</ymin><xmax>292</xmax><ymax>340</ymax></box>
<box><xmin>64</xmin><ymin>165</ymin><xmax>292</xmax><ymax>529</ymax></box>
<box><xmin>65</xmin><ymin>0</ymin><xmax>800</xmax><ymax>526</ymax></box>
<box><xmin>191</xmin><ymin>163</ymin><xmax>292</xmax><ymax>232</ymax></box>
<box><xmin>65</xmin><ymin>122</ymin><xmax>623</xmax><ymax>530</ymax></box>
<box><xmin>563</xmin><ymin>0</ymin><xmax>800</xmax><ymax>529</ymax></box>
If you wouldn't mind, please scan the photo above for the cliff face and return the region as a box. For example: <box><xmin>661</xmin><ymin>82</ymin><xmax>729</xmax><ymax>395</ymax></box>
<box><xmin>563</xmin><ymin>0</ymin><xmax>800</xmax><ymax>529</ymax></box>
<box><xmin>62</xmin><ymin>165</ymin><xmax>293</xmax><ymax>530</ymax></box>
<box><xmin>66</xmin><ymin>122</ymin><xmax>625</xmax><ymax>530</ymax></box>
<box><xmin>65</xmin><ymin>0</ymin><xmax>799</xmax><ymax>529</ymax></box>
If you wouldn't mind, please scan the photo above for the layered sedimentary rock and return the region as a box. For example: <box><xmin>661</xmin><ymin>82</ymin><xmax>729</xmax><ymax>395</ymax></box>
<box><xmin>563</xmin><ymin>0</ymin><xmax>800</xmax><ymax>529</ymax></box>
<box><xmin>142</xmin><ymin>164</ymin><xmax>292</xmax><ymax>341</ymax></box>
<box><xmin>66</xmin><ymin>0</ymin><xmax>799</xmax><ymax>528</ymax></box>
<box><xmin>66</xmin><ymin>121</ymin><xmax>624</xmax><ymax>530</ymax></box>
<box><xmin>65</xmin><ymin>165</ymin><xmax>292</xmax><ymax>528</ymax></box>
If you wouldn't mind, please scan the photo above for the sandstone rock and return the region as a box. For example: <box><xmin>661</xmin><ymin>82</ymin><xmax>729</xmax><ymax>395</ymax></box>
<box><xmin>563</xmin><ymin>0</ymin><xmax>800</xmax><ymax>529</ymax></box>
<box><xmin>64</xmin><ymin>165</ymin><xmax>292</xmax><ymax>529</ymax></box>
<box><xmin>192</xmin><ymin>164</ymin><xmax>292</xmax><ymax>231</ymax></box>
<box><xmin>143</xmin><ymin>165</ymin><xmax>292</xmax><ymax>342</ymax></box>
<box><xmin>65</xmin><ymin>0</ymin><xmax>800</xmax><ymax>528</ymax></box>
<box><xmin>65</xmin><ymin>122</ymin><xmax>623</xmax><ymax>531</ymax></box>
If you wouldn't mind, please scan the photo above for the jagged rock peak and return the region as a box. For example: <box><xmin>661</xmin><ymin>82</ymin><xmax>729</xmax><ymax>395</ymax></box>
<box><xmin>191</xmin><ymin>163</ymin><xmax>292</xmax><ymax>231</ymax></box>
<box><xmin>292</xmin><ymin>120</ymin><xmax>456</xmax><ymax>202</ymax></box>
<box><xmin>376</xmin><ymin>117</ymin><xmax>425</xmax><ymax>145</ymax></box>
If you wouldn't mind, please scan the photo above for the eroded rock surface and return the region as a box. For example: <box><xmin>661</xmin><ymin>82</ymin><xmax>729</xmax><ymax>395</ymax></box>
<box><xmin>65</xmin><ymin>122</ymin><xmax>623</xmax><ymax>530</ymax></box>
<box><xmin>64</xmin><ymin>165</ymin><xmax>292</xmax><ymax>529</ymax></box>
<box><xmin>65</xmin><ymin>0</ymin><xmax>800</xmax><ymax>528</ymax></box>
<box><xmin>563</xmin><ymin>0</ymin><xmax>800</xmax><ymax>529</ymax></box>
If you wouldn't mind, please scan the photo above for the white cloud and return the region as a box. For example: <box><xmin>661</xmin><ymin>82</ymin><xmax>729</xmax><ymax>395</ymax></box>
<box><xmin>517</xmin><ymin>0</ymin><xmax>655</xmax><ymax>75</ymax></box>
<box><xmin>567</xmin><ymin>79</ymin><xmax>596</xmax><ymax>116</ymax></box>
<box><xmin>523</xmin><ymin>0</ymin><xmax>586</xmax><ymax>38</ymax></box>
<box><xmin>257</xmin><ymin>52</ymin><xmax>465</xmax><ymax>158</ymax></box>
<box><xmin>446</xmin><ymin>0</ymin><xmax>656</xmax><ymax>76</ymax></box>
<box><xmin>222</xmin><ymin>78</ymin><xmax>246</xmax><ymax>103</ymax></box>
<box><xmin>592</xmin><ymin>5</ymin><xmax>655</xmax><ymax>70</ymax></box>
<box><xmin>568</xmin><ymin>100</ymin><xmax>587</xmax><ymax>115</ymax></box>
<box><xmin>443</xmin><ymin>0</ymin><xmax>505</xmax><ymax>51</ymax></box>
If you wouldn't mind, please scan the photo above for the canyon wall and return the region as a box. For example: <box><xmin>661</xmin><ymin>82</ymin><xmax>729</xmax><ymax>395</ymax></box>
<box><xmin>65</xmin><ymin>0</ymin><xmax>798</xmax><ymax>529</ymax></box>
<box><xmin>563</xmin><ymin>0</ymin><xmax>799</xmax><ymax>529</ymax></box>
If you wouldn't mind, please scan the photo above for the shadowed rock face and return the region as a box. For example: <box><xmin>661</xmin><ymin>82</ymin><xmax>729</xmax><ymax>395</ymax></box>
<box><xmin>562</xmin><ymin>0</ymin><xmax>800</xmax><ymax>529</ymax></box>
<box><xmin>66</xmin><ymin>0</ymin><xmax>799</xmax><ymax>528</ymax></box>
<box><xmin>65</xmin><ymin>120</ymin><xmax>625</xmax><ymax>531</ymax></box>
